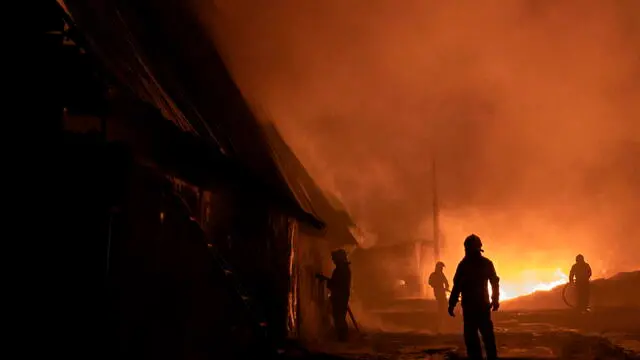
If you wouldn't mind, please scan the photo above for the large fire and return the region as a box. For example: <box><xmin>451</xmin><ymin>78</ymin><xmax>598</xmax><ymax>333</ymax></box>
<box><xmin>408</xmin><ymin>266</ymin><xmax>570</xmax><ymax>302</ymax></box>
<box><xmin>497</xmin><ymin>268</ymin><xmax>569</xmax><ymax>301</ymax></box>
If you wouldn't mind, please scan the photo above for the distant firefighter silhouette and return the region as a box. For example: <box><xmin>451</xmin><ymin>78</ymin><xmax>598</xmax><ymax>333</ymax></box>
<box><xmin>428</xmin><ymin>261</ymin><xmax>450</xmax><ymax>331</ymax></box>
<box><xmin>316</xmin><ymin>249</ymin><xmax>352</xmax><ymax>341</ymax></box>
<box><xmin>569</xmin><ymin>254</ymin><xmax>592</xmax><ymax>313</ymax></box>
<box><xmin>448</xmin><ymin>234</ymin><xmax>500</xmax><ymax>360</ymax></box>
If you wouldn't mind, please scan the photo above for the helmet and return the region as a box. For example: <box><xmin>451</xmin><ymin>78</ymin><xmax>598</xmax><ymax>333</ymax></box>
<box><xmin>464</xmin><ymin>234</ymin><xmax>484</xmax><ymax>252</ymax></box>
<box><xmin>576</xmin><ymin>254</ymin><xmax>584</xmax><ymax>262</ymax></box>
<box><xmin>331</xmin><ymin>249</ymin><xmax>349</xmax><ymax>263</ymax></box>
<box><xmin>436</xmin><ymin>261</ymin><xmax>445</xmax><ymax>269</ymax></box>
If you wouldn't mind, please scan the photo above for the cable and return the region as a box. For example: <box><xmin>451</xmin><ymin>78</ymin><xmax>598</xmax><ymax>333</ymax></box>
<box><xmin>562</xmin><ymin>283</ymin><xmax>576</xmax><ymax>309</ymax></box>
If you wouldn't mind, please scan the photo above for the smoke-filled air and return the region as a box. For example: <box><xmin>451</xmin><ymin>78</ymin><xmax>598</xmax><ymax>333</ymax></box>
<box><xmin>198</xmin><ymin>0</ymin><xmax>639</xmax><ymax>300</ymax></box>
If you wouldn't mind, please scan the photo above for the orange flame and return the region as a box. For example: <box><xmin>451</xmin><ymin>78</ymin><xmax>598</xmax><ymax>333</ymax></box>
<box><xmin>497</xmin><ymin>268</ymin><xmax>568</xmax><ymax>301</ymax></box>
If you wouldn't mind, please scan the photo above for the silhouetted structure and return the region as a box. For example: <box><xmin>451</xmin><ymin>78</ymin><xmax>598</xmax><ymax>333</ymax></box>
<box><xmin>350</xmin><ymin>239</ymin><xmax>436</xmax><ymax>309</ymax></box>
<box><xmin>448</xmin><ymin>234</ymin><xmax>500</xmax><ymax>360</ymax></box>
<box><xmin>38</xmin><ymin>1</ymin><xmax>358</xmax><ymax>358</ymax></box>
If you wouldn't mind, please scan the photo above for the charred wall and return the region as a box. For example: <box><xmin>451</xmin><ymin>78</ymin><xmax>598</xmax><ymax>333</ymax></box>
<box><xmin>39</xmin><ymin>3</ymin><xmax>337</xmax><ymax>355</ymax></box>
<box><xmin>50</xmin><ymin>135</ymin><xmax>236</xmax><ymax>359</ymax></box>
<box><xmin>108</xmin><ymin>159</ymin><xmax>238</xmax><ymax>359</ymax></box>
<box><xmin>289</xmin><ymin>223</ymin><xmax>335</xmax><ymax>342</ymax></box>
<box><xmin>54</xmin><ymin>131</ymin><xmax>299</xmax><ymax>358</ymax></box>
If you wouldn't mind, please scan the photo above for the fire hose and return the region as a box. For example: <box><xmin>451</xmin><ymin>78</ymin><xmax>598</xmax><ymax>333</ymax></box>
<box><xmin>562</xmin><ymin>282</ymin><xmax>577</xmax><ymax>309</ymax></box>
<box><xmin>315</xmin><ymin>274</ymin><xmax>361</xmax><ymax>333</ymax></box>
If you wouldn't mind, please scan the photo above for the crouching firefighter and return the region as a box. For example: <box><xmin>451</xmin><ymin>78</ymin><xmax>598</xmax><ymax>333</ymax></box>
<box><xmin>316</xmin><ymin>249</ymin><xmax>352</xmax><ymax>341</ymax></box>
<box><xmin>448</xmin><ymin>234</ymin><xmax>500</xmax><ymax>360</ymax></box>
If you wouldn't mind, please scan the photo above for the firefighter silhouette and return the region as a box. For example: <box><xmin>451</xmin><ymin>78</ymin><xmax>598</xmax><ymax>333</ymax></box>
<box><xmin>327</xmin><ymin>249</ymin><xmax>351</xmax><ymax>341</ymax></box>
<box><xmin>569</xmin><ymin>254</ymin><xmax>592</xmax><ymax>313</ymax></box>
<box><xmin>448</xmin><ymin>234</ymin><xmax>500</xmax><ymax>360</ymax></box>
<box><xmin>428</xmin><ymin>261</ymin><xmax>449</xmax><ymax>331</ymax></box>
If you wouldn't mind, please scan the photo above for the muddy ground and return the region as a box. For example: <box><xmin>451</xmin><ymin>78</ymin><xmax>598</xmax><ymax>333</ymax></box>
<box><xmin>288</xmin><ymin>308</ymin><xmax>640</xmax><ymax>359</ymax></box>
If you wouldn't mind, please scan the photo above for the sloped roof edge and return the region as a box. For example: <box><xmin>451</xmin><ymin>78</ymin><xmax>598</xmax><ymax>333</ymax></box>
<box><xmin>262</xmin><ymin>123</ymin><xmax>358</xmax><ymax>246</ymax></box>
<box><xmin>60</xmin><ymin>0</ymin><xmax>324</xmax><ymax>229</ymax></box>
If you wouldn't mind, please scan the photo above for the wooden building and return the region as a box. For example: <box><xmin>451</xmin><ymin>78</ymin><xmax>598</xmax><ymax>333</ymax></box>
<box><xmin>38</xmin><ymin>1</ymin><xmax>358</xmax><ymax>358</ymax></box>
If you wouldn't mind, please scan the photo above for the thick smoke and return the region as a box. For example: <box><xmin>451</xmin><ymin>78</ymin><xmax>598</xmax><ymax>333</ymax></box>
<box><xmin>198</xmin><ymin>0</ymin><xmax>639</xmax><ymax>281</ymax></box>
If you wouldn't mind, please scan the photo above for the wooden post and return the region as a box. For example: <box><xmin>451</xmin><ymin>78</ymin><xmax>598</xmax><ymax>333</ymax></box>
<box><xmin>432</xmin><ymin>158</ymin><xmax>440</xmax><ymax>261</ymax></box>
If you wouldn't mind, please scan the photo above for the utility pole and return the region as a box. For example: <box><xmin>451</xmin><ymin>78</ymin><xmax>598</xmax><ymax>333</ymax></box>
<box><xmin>432</xmin><ymin>157</ymin><xmax>440</xmax><ymax>261</ymax></box>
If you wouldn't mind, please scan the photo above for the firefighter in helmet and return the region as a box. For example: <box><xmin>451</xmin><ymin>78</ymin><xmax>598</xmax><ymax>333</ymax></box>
<box><xmin>569</xmin><ymin>254</ymin><xmax>592</xmax><ymax>313</ymax></box>
<box><xmin>429</xmin><ymin>261</ymin><xmax>450</xmax><ymax>331</ymax></box>
<box><xmin>327</xmin><ymin>249</ymin><xmax>352</xmax><ymax>341</ymax></box>
<box><xmin>448</xmin><ymin>234</ymin><xmax>500</xmax><ymax>360</ymax></box>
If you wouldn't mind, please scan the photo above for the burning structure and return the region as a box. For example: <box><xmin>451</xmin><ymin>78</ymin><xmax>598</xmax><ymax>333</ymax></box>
<box><xmin>39</xmin><ymin>1</ymin><xmax>358</xmax><ymax>358</ymax></box>
<box><xmin>351</xmin><ymin>240</ymin><xmax>436</xmax><ymax>305</ymax></box>
<box><xmin>350</xmin><ymin>161</ymin><xmax>442</xmax><ymax>308</ymax></box>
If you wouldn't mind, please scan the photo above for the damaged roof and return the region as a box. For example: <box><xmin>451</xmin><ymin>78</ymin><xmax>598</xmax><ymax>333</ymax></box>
<box><xmin>61</xmin><ymin>0</ymin><xmax>357</xmax><ymax>242</ymax></box>
<box><xmin>263</xmin><ymin>123</ymin><xmax>358</xmax><ymax>246</ymax></box>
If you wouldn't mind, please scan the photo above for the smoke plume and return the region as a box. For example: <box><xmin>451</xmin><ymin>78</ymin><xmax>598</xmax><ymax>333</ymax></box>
<box><xmin>196</xmin><ymin>0</ymin><xmax>640</xmax><ymax>283</ymax></box>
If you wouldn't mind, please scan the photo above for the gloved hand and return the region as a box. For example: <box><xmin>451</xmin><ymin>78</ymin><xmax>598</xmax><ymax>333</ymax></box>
<box><xmin>448</xmin><ymin>305</ymin><xmax>455</xmax><ymax>317</ymax></box>
<box><xmin>491</xmin><ymin>300</ymin><xmax>500</xmax><ymax>311</ymax></box>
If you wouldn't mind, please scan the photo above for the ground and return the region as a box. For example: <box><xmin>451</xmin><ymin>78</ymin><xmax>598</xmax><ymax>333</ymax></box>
<box><xmin>290</xmin><ymin>308</ymin><xmax>640</xmax><ymax>360</ymax></box>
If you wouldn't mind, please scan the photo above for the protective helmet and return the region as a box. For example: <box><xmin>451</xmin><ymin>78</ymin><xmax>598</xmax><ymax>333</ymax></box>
<box><xmin>435</xmin><ymin>261</ymin><xmax>445</xmax><ymax>269</ymax></box>
<box><xmin>331</xmin><ymin>249</ymin><xmax>349</xmax><ymax>263</ymax></box>
<box><xmin>464</xmin><ymin>234</ymin><xmax>484</xmax><ymax>252</ymax></box>
<box><xmin>576</xmin><ymin>254</ymin><xmax>584</xmax><ymax>262</ymax></box>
